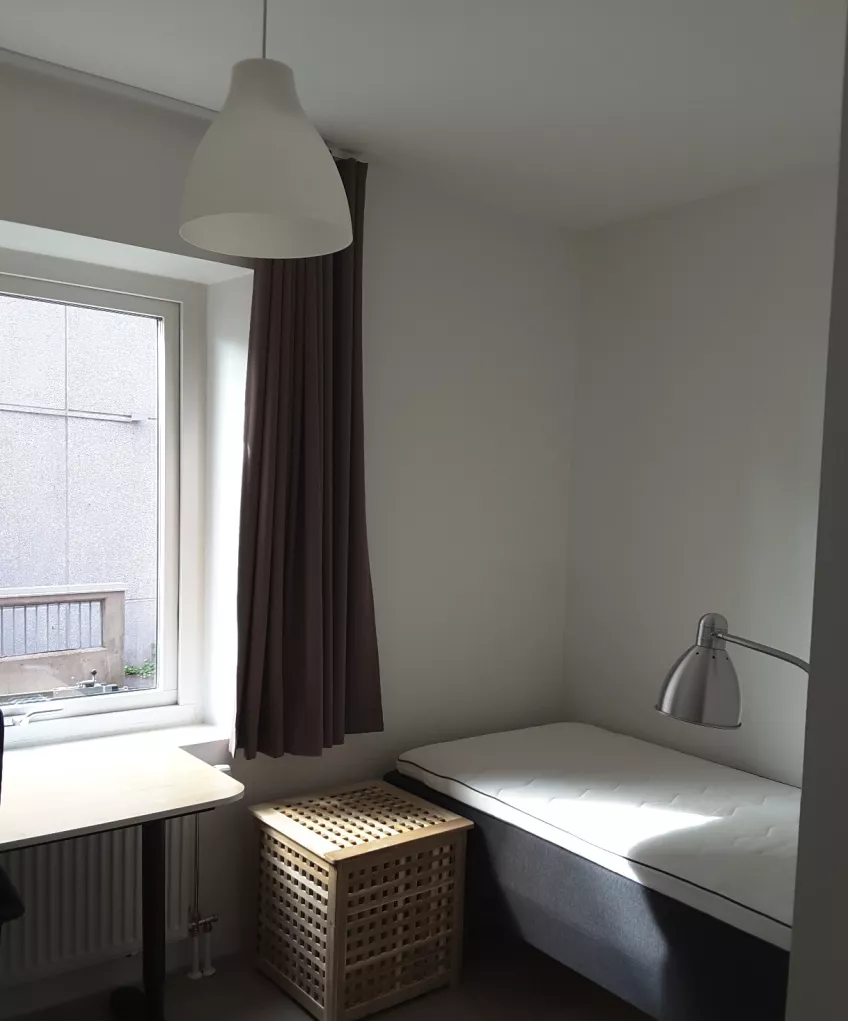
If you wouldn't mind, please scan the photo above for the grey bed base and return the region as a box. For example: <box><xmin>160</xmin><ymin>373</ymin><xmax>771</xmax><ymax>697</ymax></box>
<box><xmin>385</xmin><ymin>769</ymin><xmax>789</xmax><ymax>1021</ymax></box>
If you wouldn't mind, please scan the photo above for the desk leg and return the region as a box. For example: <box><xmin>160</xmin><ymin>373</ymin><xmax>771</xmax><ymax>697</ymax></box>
<box><xmin>142</xmin><ymin>819</ymin><xmax>167</xmax><ymax>1019</ymax></box>
<box><xmin>109</xmin><ymin>819</ymin><xmax>167</xmax><ymax>1021</ymax></box>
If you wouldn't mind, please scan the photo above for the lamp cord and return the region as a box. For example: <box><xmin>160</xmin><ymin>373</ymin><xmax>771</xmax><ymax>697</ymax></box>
<box><xmin>262</xmin><ymin>0</ymin><xmax>268</xmax><ymax>59</ymax></box>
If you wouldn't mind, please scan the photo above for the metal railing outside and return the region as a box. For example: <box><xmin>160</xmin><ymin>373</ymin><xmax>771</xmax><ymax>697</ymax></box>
<box><xmin>0</xmin><ymin>584</ymin><xmax>126</xmax><ymax>700</ymax></box>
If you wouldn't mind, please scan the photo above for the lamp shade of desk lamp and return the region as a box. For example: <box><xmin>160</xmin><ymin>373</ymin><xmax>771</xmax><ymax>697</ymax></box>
<box><xmin>656</xmin><ymin>614</ymin><xmax>741</xmax><ymax>728</ymax></box>
<box><xmin>656</xmin><ymin>612</ymin><xmax>810</xmax><ymax>729</ymax></box>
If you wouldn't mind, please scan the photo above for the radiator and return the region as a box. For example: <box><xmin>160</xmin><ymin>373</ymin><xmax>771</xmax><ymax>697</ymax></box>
<box><xmin>0</xmin><ymin>817</ymin><xmax>195</xmax><ymax>984</ymax></box>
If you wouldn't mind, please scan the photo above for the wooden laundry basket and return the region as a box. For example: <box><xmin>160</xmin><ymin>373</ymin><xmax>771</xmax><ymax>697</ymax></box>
<box><xmin>251</xmin><ymin>780</ymin><xmax>473</xmax><ymax>1021</ymax></box>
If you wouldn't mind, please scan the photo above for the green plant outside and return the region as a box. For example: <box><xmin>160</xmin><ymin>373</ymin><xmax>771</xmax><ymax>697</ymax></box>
<box><xmin>124</xmin><ymin>659</ymin><xmax>156</xmax><ymax>678</ymax></box>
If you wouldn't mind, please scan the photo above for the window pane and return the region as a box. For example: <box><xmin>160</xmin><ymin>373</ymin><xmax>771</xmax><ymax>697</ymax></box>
<box><xmin>67</xmin><ymin>305</ymin><xmax>158</xmax><ymax>417</ymax></box>
<box><xmin>0</xmin><ymin>295</ymin><xmax>161</xmax><ymax>706</ymax></box>
<box><xmin>0</xmin><ymin>295</ymin><xmax>66</xmax><ymax>409</ymax></box>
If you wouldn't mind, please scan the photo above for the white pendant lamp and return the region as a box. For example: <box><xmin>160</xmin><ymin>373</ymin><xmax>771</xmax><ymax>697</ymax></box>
<box><xmin>180</xmin><ymin>0</ymin><xmax>352</xmax><ymax>259</ymax></box>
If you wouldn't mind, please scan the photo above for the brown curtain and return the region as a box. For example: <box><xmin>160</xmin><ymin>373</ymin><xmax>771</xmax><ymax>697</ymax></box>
<box><xmin>235</xmin><ymin>159</ymin><xmax>383</xmax><ymax>759</ymax></box>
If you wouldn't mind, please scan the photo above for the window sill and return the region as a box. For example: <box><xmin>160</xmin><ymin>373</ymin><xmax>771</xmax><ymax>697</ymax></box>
<box><xmin>1</xmin><ymin>702</ymin><xmax>222</xmax><ymax>750</ymax></box>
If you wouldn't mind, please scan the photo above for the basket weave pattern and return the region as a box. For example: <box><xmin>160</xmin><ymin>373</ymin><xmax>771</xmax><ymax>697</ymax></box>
<box><xmin>258</xmin><ymin>829</ymin><xmax>332</xmax><ymax>1008</ymax></box>
<box><xmin>252</xmin><ymin>781</ymin><xmax>472</xmax><ymax>1021</ymax></box>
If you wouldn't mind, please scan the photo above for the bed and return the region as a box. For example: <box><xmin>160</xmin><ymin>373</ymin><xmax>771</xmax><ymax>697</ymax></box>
<box><xmin>385</xmin><ymin>722</ymin><xmax>796</xmax><ymax>1021</ymax></box>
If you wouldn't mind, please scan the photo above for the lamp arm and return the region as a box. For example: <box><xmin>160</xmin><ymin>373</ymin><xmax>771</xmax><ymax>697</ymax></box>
<box><xmin>715</xmin><ymin>630</ymin><xmax>810</xmax><ymax>675</ymax></box>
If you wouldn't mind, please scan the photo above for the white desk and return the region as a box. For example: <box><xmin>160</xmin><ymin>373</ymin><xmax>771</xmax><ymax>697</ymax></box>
<box><xmin>0</xmin><ymin>733</ymin><xmax>244</xmax><ymax>1020</ymax></box>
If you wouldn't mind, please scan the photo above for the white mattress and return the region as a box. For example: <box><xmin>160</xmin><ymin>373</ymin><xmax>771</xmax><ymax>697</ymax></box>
<box><xmin>397</xmin><ymin>723</ymin><xmax>799</xmax><ymax>948</ymax></box>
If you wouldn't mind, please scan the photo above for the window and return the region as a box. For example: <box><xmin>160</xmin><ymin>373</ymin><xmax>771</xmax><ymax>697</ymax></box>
<box><xmin>0</xmin><ymin>274</ymin><xmax>183</xmax><ymax>728</ymax></box>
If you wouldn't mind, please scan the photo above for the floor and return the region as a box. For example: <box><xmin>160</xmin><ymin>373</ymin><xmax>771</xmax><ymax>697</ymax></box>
<box><xmin>23</xmin><ymin>941</ymin><xmax>648</xmax><ymax>1021</ymax></box>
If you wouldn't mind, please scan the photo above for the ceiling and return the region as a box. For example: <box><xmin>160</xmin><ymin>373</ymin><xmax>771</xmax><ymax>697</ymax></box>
<box><xmin>2</xmin><ymin>0</ymin><xmax>846</xmax><ymax>229</ymax></box>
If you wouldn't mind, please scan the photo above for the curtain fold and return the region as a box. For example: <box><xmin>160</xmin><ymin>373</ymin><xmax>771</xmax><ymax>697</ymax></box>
<box><xmin>235</xmin><ymin>159</ymin><xmax>383</xmax><ymax>759</ymax></box>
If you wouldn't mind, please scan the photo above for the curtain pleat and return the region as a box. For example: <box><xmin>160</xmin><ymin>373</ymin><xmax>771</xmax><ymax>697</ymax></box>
<box><xmin>235</xmin><ymin>160</ymin><xmax>382</xmax><ymax>759</ymax></box>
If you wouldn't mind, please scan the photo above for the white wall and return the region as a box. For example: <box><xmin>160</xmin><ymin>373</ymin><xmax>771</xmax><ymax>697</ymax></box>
<box><xmin>202</xmin><ymin>164</ymin><xmax>577</xmax><ymax>953</ymax></box>
<box><xmin>0</xmin><ymin>62</ymin><xmax>242</xmax><ymax>267</ymax></box>
<box><xmin>363</xmin><ymin>165</ymin><xmax>576</xmax><ymax>744</ymax></box>
<box><xmin>788</xmin><ymin>47</ymin><xmax>848</xmax><ymax>1016</ymax></box>
<box><xmin>565</xmin><ymin>168</ymin><xmax>837</xmax><ymax>786</ymax></box>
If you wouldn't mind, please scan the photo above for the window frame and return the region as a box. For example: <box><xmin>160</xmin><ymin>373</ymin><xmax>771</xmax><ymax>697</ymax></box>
<box><xmin>0</xmin><ymin>252</ymin><xmax>207</xmax><ymax>746</ymax></box>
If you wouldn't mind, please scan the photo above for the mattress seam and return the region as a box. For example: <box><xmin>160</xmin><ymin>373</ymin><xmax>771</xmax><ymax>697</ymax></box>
<box><xmin>396</xmin><ymin>756</ymin><xmax>791</xmax><ymax>932</ymax></box>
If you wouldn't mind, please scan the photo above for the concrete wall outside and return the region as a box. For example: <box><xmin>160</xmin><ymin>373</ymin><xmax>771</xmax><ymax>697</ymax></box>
<box><xmin>0</xmin><ymin>294</ymin><xmax>158</xmax><ymax>669</ymax></box>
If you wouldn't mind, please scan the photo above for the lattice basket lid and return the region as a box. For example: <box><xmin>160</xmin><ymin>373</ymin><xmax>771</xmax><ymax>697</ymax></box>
<box><xmin>250</xmin><ymin>780</ymin><xmax>473</xmax><ymax>863</ymax></box>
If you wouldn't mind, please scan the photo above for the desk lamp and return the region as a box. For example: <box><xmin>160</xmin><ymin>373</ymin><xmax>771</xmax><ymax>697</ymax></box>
<box><xmin>656</xmin><ymin>612</ymin><xmax>809</xmax><ymax>729</ymax></box>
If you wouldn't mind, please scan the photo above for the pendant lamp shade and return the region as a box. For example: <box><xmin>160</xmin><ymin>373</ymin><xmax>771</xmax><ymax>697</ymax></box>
<box><xmin>180</xmin><ymin>59</ymin><xmax>353</xmax><ymax>259</ymax></box>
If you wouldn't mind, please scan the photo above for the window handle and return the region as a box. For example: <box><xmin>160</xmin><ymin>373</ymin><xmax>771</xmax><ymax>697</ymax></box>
<box><xmin>3</xmin><ymin>707</ymin><xmax>63</xmax><ymax>728</ymax></box>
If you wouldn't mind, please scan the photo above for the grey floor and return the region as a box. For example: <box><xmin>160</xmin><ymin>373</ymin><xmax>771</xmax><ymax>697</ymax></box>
<box><xmin>24</xmin><ymin>941</ymin><xmax>648</xmax><ymax>1020</ymax></box>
